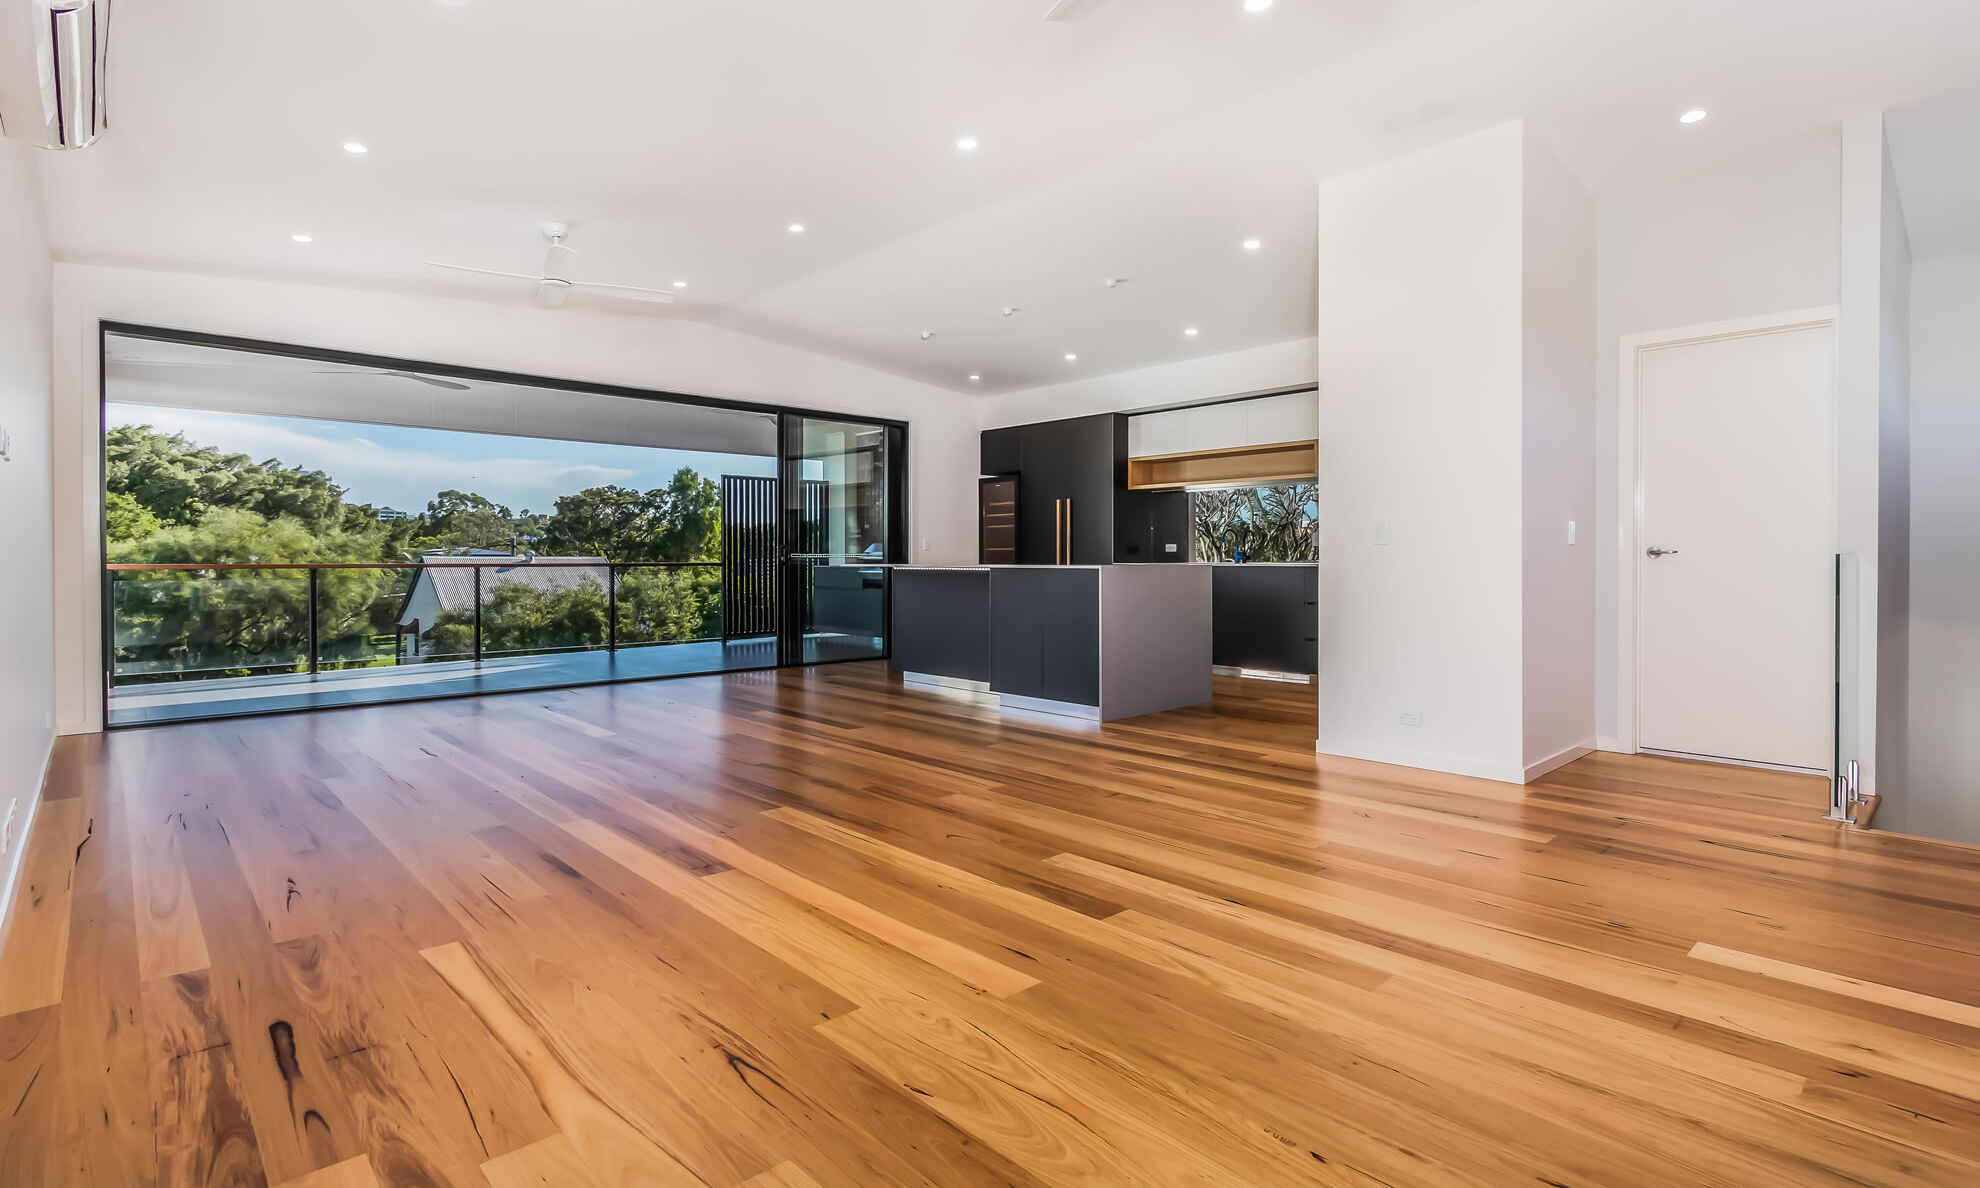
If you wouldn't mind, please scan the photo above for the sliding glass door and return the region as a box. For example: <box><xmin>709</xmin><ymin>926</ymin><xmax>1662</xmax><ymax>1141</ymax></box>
<box><xmin>99</xmin><ymin>324</ymin><xmax>910</xmax><ymax>726</ymax></box>
<box><xmin>779</xmin><ymin>415</ymin><xmax>904</xmax><ymax>665</ymax></box>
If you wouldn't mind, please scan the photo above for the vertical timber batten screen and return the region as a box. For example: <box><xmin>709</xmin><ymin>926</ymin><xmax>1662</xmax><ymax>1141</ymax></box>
<box><xmin>721</xmin><ymin>475</ymin><xmax>778</xmax><ymax>639</ymax></box>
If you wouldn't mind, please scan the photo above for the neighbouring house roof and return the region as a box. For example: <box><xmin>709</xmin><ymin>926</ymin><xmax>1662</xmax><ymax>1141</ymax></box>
<box><xmin>396</xmin><ymin>556</ymin><xmax>609</xmax><ymax>629</ymax></box>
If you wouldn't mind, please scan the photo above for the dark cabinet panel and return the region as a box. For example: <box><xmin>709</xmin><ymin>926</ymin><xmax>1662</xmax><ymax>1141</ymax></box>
<box><xmin>1041</xmin><ymin>571</ymin><xmax>1101</xmax><ymax>704</ymax></box>
<box><xmin>1114</xmin><ymin>489</ymin><xmax>1191</xmax><ymax>563</ymax></box>
<box><xmin>1016</xmin><ymin>420</ymin><xmax>1077</xmax><ymax>565</ymax></box>
<box><xmin>989</xmin><ymin>568</ymin><xmax>1099</xmax><ymax>704</ymax></box>
<box><xmin>1211</xmin><ymin>565</ymin><xmax>1318</xmax><ymax>674</ymax></box>
<box><xmin>892</xmin><ymin>570</ymin><xmax>991</xmax><ymax>682</ymax></box>
<box><xmin>980</xmin><ymin>426</ymin><xmax>1022</xmax><ymax>476</ymax></box>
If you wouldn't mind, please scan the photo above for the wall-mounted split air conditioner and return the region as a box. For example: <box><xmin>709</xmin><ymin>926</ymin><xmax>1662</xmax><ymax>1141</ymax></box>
<box><xmin>0</xmin><ymin>0</ymin><xmax>112</xmax><ymax>150</ymax></box>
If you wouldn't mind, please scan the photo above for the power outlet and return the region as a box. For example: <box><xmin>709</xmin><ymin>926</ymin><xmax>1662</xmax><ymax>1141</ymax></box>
<box><xmin>1</xmin><ymin>797</ymin><xmax>18</xmax><ymax>856</ymax></box>
<box><xmin>1397</xmin><ymin>710</ymin><xmax>1423</xmax><ymax>728</ymax></box>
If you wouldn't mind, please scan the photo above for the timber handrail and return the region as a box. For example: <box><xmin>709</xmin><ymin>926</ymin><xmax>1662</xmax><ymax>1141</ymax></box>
<box><xmin>105</xmin><ymin>560</ymin><xmax>721</xmax><ymax>572</ymax></box>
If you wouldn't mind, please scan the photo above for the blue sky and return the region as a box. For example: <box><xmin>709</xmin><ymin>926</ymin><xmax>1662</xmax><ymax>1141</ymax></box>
<box><xmin>109</xmin><ymin>403</ymin><xmax>777</xmax><ymax>516</ymax></box>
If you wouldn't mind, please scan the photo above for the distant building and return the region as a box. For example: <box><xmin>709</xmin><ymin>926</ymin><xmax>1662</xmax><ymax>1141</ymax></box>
<box><xmin>375</xmin><ymin>508</ymin><xmax>411</xmax><ymax>522</ymax></box>
<box><xmin>396</xmin><ymin>554</ymin><xmax>609</xmax><ymax>652</ymax></box>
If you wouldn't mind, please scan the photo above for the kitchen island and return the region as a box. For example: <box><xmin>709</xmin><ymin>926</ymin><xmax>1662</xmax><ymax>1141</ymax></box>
<box><xmin>890</xmin><ymin>564</ymin><xmax>1211</xmax><ymax>721</ymax></box>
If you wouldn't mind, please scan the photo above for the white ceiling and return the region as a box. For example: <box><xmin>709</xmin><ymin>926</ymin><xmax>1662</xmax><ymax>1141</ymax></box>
<box><xmin>24</xmin><ymin>0</ymin><xmax>1980</xmax><ymax>396</ymax></box>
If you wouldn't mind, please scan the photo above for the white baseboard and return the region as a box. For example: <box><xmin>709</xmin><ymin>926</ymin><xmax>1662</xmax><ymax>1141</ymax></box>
<box><xmin>1595</xmin><ymin>735</ymin><xmax>1631</xmax><ymax>754</ymax></box>
<box><xmin>1314</xmin><ymin>740</ymin><xmax>1526</xmax><ymax>786</ymax></box>
<box><xmin>1524</xmin><ymin>741</ymin><xmax>1596</xmax><ymax>783</ymax></box>
<box><xmin>0</xmin><ymin>731</ymin><xmax>56</xmax><ymax>947</ymax></box>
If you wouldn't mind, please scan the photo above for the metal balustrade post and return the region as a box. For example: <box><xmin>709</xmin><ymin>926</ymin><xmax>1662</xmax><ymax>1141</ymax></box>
<box><xmin>472</xmin><ymin>565</ymin><xmax>483</xmax><ymax>664</ymax></box>
<box><xmin>307</xmin><ymin>567</ymin><xmax>320</xmax><ymax>675</ymax></box>
<box><xmin>607</xmin><ymin>563</ymin><xmax>618</xmax><ymax>654</ymax></box>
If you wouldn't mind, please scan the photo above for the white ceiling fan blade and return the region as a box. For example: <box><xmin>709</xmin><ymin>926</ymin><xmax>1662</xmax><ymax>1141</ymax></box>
<box><xmin>425</xmin><ymin>261</ymin><xmax>542</xmax><ymax>282</ymax></box>
<box><xmin>536</xmin><ymin>278</ymin><xmax>572</xmax><ymax>308</ymax></box>
<box><xmin>1043</xmin><ymin>0</ymin><xmax>1098</xmax><ymax>21</ymax></box>
<box><xmin>302</xmin><ymin>367</ymin><xmax>471</xmax><ymax>391</ymax></box>
<box><xmin>381</xmin><ymin>370</ymin><xmax>472</xmax><ymax>391</ymax></box>
<box><xmin>569</xmin><ymin>280</ymin><xmax>677</xmax><ymax>303</ymax></box>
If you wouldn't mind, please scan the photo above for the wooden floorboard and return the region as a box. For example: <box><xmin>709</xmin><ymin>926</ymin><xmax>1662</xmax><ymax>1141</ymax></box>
<box><xmin>2</xmin><ymin>662</ymin><xmax>1978</xmax><ymax>1186</ymax></box>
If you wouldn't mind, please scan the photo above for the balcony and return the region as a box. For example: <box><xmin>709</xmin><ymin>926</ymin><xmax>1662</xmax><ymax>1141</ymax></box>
<box><xmin>104</xmin><ymin>559</ymin><xmax>798</xmax><ymax>726</ymax></box>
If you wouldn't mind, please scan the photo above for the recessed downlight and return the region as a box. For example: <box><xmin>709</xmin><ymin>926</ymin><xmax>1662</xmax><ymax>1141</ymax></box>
<box><xmin>672</xmin><ymin>280</ymin><xmax>688</xmax><ymax>288</ymax></box>
<box><xmin>1242</xmin><ymin>238</ymin><xmax>1262</xmax><ymax>251</ymax></box>
<box><xmin>342</xmin><ymin>141</ymin><xmax>369</xmax><ymax>154</ymax></box>
<box><xmin>956</xmin><ymin>136</ymin><xmax>979</xmax><ymax>153</ymax></box>
<box><xmin>969</xmin><ymin>374</ymin><xmax>981</xmax><ymax>382</ymax></box>
<box><xmin>787</xmin><ymin>223</ymin><xmax>806</xmax><ymax>234</ymax></box>
<box><xmin>1183</xmin><ymin>327</ymin><xmax>1199</xmax><ymax>337</ymax></box>
<box><xmin>291</xmin><ymin>233</ymin><xmax>313</xmax><ymax>244</ymax></box>
<box><xmin>1064</xmin><ymin>353</ymin><xmax>1078</xmax><ymax>362</ymax></box>
<box><xmin>1244</xmin><ymin>0</ymin><xmax>1274</xmax><ymax>12</ymax></box>
<box><xmin>1679</xmin><ymin>109</ymin><xmax>1708</xmax><ymax>124</ymax></box>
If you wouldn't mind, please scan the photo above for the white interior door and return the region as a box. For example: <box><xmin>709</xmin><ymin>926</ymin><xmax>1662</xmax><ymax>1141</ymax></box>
<box><xmin>1636</xmin><ymin>324</ymin><xmax>1834</xmax><ymax>770</ymax></box>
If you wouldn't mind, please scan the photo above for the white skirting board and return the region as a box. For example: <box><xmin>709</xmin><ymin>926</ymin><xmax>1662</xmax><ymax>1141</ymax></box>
<box><xmin>1524</xmin><ymin>742</ymin><xmax>1596</xmax><ymax>783</ymax></box>
<box><xmin>0</xmin><ymin>734</ymin><xmax>55</xmax><ymax>946</ymax></box>
<box><xmin>1315</xmin><ymin>739</ymin><xmax>1597</xmax><ymax>786</ymax></box>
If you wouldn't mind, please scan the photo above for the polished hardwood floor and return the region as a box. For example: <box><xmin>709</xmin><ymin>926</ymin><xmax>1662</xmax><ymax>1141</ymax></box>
<box><xmin>3</xmin><ymin>662</ymin><xmax>1979</xmax><ymax>1187</ymax></box>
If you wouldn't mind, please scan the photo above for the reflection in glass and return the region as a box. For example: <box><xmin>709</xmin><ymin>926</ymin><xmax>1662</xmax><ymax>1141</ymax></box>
<box><xmin>795</xmin><ymin>419</ymin><xmax>892</xmax><ymax>662</ymax></box>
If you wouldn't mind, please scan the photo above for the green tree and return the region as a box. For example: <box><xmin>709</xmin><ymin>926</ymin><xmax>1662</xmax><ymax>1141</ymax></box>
<box><xmin>538</xmin><ymin>468</ymin><xmax>721</xmax><ymax>562</ymax></box>
<box><xmin>418</xmin><ymin>490</ymin><xmax>517</xmax><ymax>550</ymax></box>
<box><xmin>106</xmin><ymin>424</ymin><xmax>345</xmax><ymax>534</ymax></box>
<box><xmin>108</xmin><ymin>509</ymin><xmax>398</xmax><ymax>679</ymax></box>
<box><xmin>104</xmin><ymin>490</ymin><xmax>162</xmax><ymax>542</ymax></box>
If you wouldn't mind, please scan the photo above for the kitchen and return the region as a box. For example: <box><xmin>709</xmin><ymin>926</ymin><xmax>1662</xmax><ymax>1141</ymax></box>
<box><xmin>890</xmin><ymin>390</ymin><xmax>1318</xmax><ymax>721</ymax></box>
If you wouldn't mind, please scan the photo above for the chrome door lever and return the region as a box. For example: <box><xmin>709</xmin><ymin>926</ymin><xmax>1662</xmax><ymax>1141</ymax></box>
<box><xmin>1645</xmin><ymin>546</ymin><xmax>1678</xmax><ymax>558</ymax></box>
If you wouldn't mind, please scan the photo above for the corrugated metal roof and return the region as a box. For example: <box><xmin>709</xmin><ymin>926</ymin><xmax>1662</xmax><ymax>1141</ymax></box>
<box><xmin>418</xmin><ymin>557</ymin><xmax>610</xmax><ymax>615</ymax></box>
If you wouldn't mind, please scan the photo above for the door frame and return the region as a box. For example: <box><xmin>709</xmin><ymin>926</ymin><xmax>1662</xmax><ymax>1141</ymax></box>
<box><xmin>1612</xmin><ymin>305</ymin><xmax>1840</xmax><ymax>764</ymax></box>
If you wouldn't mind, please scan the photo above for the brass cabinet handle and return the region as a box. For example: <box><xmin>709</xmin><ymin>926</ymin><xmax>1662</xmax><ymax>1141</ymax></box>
<box><xmin>1064</xmin><ymin>498</ymin><xmax>1072</xmax><ymax>564</ymax></box>
<box><xmin>1054</xmin><ymin>499</ymin><xmax>1063</xmax><ymax>564</ymax></box>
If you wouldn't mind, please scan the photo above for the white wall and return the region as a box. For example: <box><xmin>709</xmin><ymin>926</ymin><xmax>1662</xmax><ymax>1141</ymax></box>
<box><xmin>1594</xmin><ymin>131</ymin><xmax>1843</xmax><ymax>749</ymax></box>
<box><xmin>982</xmin><ymin>337</ymin><xmax>1317</xmax><ymax>429</ymax></box>
<box><xmin>1904</xmin><ymin>250</ymin><xmax>1980</xmax><ymax>845</ymax></box>
<box><xmin>50</xmin><ymin>263</ymin><xmax>983</xmax><ymax>734</ymax></box>
<box><xmin>1873</xmin><ymin>136</ymin><xmax>1913</xmax><ymax>816</ymax></box>
<box><xmin>1314</xmin><ymin>123</ymin><xmax>1528</xmax><ymax>781</ymax></box>
<box><xmin>1520</xmin><ymin>136</ymin><xmax>1598</xmax><ymax>777</ymax></box>
<box><xmin>0</xmin><ymin>140</ymin><xmax>54</xmax><ymax>929</ymax></box>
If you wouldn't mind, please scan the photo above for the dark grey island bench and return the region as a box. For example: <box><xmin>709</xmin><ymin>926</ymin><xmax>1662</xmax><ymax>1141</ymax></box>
<box><xmin>889</xmin><ymin>565</ymin><xmax>1211</xmax><ymax>722</ymax></box>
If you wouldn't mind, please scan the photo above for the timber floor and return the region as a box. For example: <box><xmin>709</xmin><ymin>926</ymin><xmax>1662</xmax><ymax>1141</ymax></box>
<box><xmin>2</xmin><ymin>662</ymin><xmax>1978</xmax><ymax>1187</ymax></box>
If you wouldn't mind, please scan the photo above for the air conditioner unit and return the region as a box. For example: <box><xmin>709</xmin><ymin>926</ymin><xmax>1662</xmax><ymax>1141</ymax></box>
<box><xmin>0</xmin><ymin>0</ymin><xmax>112</xmax><ymax>150</ymax></box>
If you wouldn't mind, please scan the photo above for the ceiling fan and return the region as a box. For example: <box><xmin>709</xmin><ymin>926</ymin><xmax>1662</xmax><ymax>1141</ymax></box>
<box><xmin>425</xmin><ymin>223</ymin><xmax>677</xmax><ymax>308</ymax></box>
<box><xmin>113</xmin><ymin>354</ymin><xmax>473</xmax><ymax>391</ymax></box>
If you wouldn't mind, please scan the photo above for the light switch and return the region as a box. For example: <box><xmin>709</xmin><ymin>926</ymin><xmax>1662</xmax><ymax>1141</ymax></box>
<box><xmin>1373</xmin><ymin>521</ymin><xmax>1391</xmax><ymax>546</ymax></box>
<box><xmin>1567</xmin><ymin>520</ymin><xmax>1577</xmax><ymax>546</ymax></box>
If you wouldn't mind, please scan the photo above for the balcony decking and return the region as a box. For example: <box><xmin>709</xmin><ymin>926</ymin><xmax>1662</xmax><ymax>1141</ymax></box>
<box><xmin>107</xmin><ymin>635</ymin><xmax>894</xmax><ymax>725</ymax></box>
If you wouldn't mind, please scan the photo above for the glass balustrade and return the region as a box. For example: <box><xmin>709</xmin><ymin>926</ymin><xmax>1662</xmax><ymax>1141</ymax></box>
<box><xmin>104</xmin><ymin>560</ymin><xmax>769</xmax><ymax>726</ymax></box>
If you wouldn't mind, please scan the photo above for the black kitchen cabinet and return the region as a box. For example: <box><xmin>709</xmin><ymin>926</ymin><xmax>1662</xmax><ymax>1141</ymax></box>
<box><xmin>893</xmin><ymin>569</ymin><xmax>991</xmax><ymax>682</ymax></box>
<box><xmin>1212</xmin><ymin>564</ymin><xmax>1318</xmax><ymax>674</ymax></box>
<box><xmin>980</xmin><ymin>426</ymin><xmax>1022</xmax><ymax>476</ymax></box>
<box><xmin>1114</xmin><ymin>489</ymin><xmax>1191</xmax><ymax>563</ymax></box>
<box><xmin>988</xmin><ymin>413</ymin><xmax>1124</xmax><ymax>565</ymax></box>
<box><xmin>988</xmin><ymin>568</ymin><xmax>1099</xmax><ymax>704</ymax></box>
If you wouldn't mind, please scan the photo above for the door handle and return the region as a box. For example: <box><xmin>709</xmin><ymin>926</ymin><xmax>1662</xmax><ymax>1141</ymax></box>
<box><xmin>1064</xmin><ymin>498</ymin><xmax>1072</xmax><ymax>564</ymax></box>
<box><xmin>1055</xmin><ymin>499</ymin><xmax>1064</xmax><ymax>565</ymax></box>
<box><xmin>1645</xmin><ymin>547</ymin><xmax>1678</xmax><ymax>558</ymax></box>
